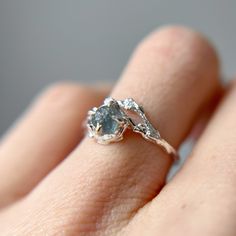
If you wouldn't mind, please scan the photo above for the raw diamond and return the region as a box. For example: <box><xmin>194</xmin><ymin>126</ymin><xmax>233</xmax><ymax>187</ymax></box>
<box><xmin>90</xmin><ymin>105</ymin><xmax>122</xmax><ymax>135</ymax></box>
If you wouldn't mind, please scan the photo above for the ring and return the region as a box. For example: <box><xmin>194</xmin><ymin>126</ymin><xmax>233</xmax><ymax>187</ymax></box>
<box><xmin>86</xmin><ymin>97</ymin><xmax>178</xmax><ymax>161</ymax></box>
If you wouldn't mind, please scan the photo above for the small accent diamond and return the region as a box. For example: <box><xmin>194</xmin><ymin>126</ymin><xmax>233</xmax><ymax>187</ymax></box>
<box><xmin>123</xmin><ymin>98</ymin><xmax>136</xmax><ymax>110</ymax></box>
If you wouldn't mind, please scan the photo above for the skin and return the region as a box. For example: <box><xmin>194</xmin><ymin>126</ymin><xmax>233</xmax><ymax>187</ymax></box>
<box><xmin>0</xmin><ymin>25</ymin><xmax>235</xmax><ymax>235</ymax></box>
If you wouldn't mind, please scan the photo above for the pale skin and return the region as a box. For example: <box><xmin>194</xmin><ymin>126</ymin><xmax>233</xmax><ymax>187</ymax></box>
<box><xmin>0</xmin><ymin>25</ymin><xmax>236</xmax><ymax>235</ymax></box>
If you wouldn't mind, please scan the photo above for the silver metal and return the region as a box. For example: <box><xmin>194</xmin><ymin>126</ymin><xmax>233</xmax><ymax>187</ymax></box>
<box><xmin>86</xmin><ymin>97</ymin><xmax>178</xmax><ymax>161</ymax></box>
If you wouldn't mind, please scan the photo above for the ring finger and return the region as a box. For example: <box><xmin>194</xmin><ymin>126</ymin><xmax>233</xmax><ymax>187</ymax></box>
<box><xmin>2</xmin><ymin>26</ymin><xmax>220</xmax><ymax>235</ymax></box>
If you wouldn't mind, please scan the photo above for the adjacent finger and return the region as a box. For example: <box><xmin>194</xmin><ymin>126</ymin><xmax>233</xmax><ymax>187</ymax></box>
<box><xmin>0</xmin><ymin>83</ymin><xmax>109</xmax><ymax>208</ymax></box>
<box><xmin>4</xmin><ymin>26</ymin><xmax>220</xmax><ymax>235</ymax></box>
<box><xmin>134</xmin><ymin>82</ymin><xmax>236</xmax><ymax>236</ymax></box>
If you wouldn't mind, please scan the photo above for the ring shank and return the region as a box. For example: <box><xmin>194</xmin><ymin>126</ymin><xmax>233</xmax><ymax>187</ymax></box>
<box><xmin>118</xmin><ymin>98</ymin><xmax>178</xmax><ymax>161</ymax></box>
<box><xmin>155</xmin><ymin>138</ymin><xmax>179</xmax><ymax>161</ymax></box>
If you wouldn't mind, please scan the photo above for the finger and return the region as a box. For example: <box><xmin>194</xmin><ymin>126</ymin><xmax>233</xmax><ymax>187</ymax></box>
<box><xmin>0</xmin><ymin>83</ymin><xmax>109</xmax><ymax>208</ymax></box>
<box><xmin>5</xmin><ymin>26</ymin><xmax>220</xmax><ymax>235</ymax></box>
<box><xmin>189</xmin><ymin>89</ymin><xmax>223</xmax><ymax>141</ymax></box>
<box><xmin>135</xmin><ymin>82</ymin><xmax>236</xmax><ymax>236</ymax></box>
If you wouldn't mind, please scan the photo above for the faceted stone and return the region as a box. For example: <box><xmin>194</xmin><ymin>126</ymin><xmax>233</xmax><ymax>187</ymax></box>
<box><xmin>91</xmin><ymin>105</ymin><xmax>122</xmax><ymax>136</ymax></box>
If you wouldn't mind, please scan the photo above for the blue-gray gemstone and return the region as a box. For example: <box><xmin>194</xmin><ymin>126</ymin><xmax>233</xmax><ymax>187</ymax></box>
<box><xmin>91</xmin><ymin>105</ymin><xmax>122</xmax><ymax>135</ymax></box>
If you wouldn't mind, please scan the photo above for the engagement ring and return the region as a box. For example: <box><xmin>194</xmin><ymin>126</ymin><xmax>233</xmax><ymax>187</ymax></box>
<box><xmin>86</xmin><ymin>97</ymin><xmax>178</xmax><ymax>161</ymax></box>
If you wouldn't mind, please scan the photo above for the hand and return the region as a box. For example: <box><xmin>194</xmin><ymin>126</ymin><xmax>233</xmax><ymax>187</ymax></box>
<box><xmin>0</xmin><ymin>26</ymin><xmax>234</xmax><ymax>236</ymax></box>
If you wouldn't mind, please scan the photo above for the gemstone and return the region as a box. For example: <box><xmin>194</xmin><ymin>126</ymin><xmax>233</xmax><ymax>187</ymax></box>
<box><xmin>123</xmin><ymin>98</ymin><xmax>135</xmax><ymax>109</ymax></box>
<box><xmin>90</xmin><ymin>104</ymin><xmax>122</xmax><ymax>136</ymax></box>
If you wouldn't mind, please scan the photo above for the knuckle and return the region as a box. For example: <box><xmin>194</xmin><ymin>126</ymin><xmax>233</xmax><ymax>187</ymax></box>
<box><xmin>136</xmin><ymin>25</ymin><xmax>219</xmax><ymax>81</ymax></box>
<box><xmin>38</xmin><ymin>81</ymin><xmax>89</xmax><ymax>107</ymax></box>
<box><xmin>43</xmin><ymin>81</ymin><xmax>88</xmax><ymax>99</ymax></box>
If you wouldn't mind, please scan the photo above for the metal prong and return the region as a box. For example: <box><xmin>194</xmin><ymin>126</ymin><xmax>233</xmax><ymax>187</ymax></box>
<box><xmin>88</xmin><ymin>110</ymin><xmax>95</xmax><ymax>115</ymax></box>
<box><xmin>95</xmin><ymin>123</ymin><xmax>102</xmax><ymax>133</ymax></box>
<box><xmin>104</xmin><ymin>97</ymin><xmax>115</xmax><ymax>106</ymax></box>
<box><xmin>86</xmin><ymin>124</ymin><xmax>94</xmax><ymax>137</ymax></box>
